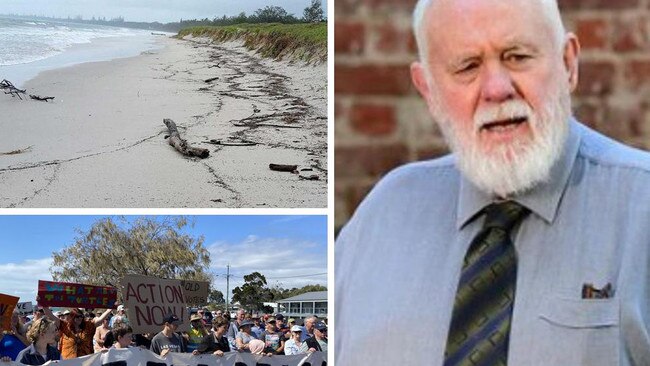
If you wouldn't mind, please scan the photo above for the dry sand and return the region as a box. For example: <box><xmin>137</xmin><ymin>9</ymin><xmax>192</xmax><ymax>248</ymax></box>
<box><xmin>0</xmin><ymin>36</ymin><xmax>327</xmax><ymax>208</ymax></box>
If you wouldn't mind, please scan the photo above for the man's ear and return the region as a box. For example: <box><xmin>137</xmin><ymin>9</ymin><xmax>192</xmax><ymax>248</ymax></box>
<box><xmin>563</xmin><ymin>33</ymin><xmax>581</xmax><ymax>92</ymax></box>
<box><xmin>411</xmin><ymin>61</ymin><xmax>433</xmax><ymax>103</ymax></box>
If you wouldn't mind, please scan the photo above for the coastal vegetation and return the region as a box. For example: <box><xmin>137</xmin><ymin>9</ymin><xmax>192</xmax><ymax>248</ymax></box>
<box><xmin>1</xmin><ymin>2</ymin><xmax>325</xmax><ymax>33</ymax></box>
<box><xmin>177</xmin><ymin>23</ymin><xmax>327</xmax><ymax>64</ymax></box>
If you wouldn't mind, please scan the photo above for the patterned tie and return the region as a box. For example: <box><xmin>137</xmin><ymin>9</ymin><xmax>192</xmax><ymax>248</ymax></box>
<box><xmin>444</xmin><ymin>201</ymin><xmax>530</xmax><ymax>366</ymax></box>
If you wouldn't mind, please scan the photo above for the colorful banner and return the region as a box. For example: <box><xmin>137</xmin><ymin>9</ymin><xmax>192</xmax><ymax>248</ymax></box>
<box><xmin>0</xmin><ymin>293</ymin><xmax>20</xmax><ymax>332</ymax></box>
<box><xmin>38</xmin><ymin>280</ymin><xmax>117</xmax><ymax>309</ymax></box>
<box><xmin>16</xmin><ymin>301</ymin><xmax>33</xmax><ymax>315</ymax></box>
<box><xmin>120</xmin><ymin>275</ymin><xmax>189</xmax><ymax>334</ymax></box>
<box><xmin>9</xmin><ymin>347</ymin><xmax>326</xmax><ymax>366</ymax></box>
<box><xmin>179</xmin><ymin>279</ymin><xmax>210</xmax><ymax>306</ymax></box>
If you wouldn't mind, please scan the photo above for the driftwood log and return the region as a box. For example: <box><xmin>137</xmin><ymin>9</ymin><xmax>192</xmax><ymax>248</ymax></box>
<box><xmin>29</xmin><ymin>94</ymin><xmax>54</xmax><ymax>102</ymax></box>
<box><xmin>1</xmin><ymin>79</ymin><xmax>27</xmax><ymax>100</ymax></box>
<box><xmin>204</xmin><ymin>77</ymin><xmax>219</xmax><ymax>83</ymax></box>
<box><xmin>163</xmin><ymin>118</ymin><xmax>209</xmax><ymax>158</ymax></box>
<box><xmin>269</xmin><ymin>163</ymin><xmax>298</xmax><ymax>172</ymax></box>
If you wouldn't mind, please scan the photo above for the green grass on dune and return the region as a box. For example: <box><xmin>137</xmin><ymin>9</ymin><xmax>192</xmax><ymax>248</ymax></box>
<box><xmin>177</xmin><ymin>23</ymin><xmax>327</xmax><ymax>64</ymax></box>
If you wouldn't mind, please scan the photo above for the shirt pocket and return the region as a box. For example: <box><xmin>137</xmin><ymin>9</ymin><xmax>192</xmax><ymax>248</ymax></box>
<box><xmin>538</xmin><ymin>296</ymin><xmax>620</xmax><ymax>366</ymax></box>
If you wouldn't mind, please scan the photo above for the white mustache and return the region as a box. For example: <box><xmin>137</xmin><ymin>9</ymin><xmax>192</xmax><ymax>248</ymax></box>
<box><xmin>474</xmin><ymin>100</ymin><xmax>532</xmax><ymax>129</ymax></box>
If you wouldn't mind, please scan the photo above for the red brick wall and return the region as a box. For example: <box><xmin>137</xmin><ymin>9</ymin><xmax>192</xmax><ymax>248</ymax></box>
<box><xmin>335</xmin><ymin>0</ymin><xmax>650</xmax><ymax>227</ymax></box>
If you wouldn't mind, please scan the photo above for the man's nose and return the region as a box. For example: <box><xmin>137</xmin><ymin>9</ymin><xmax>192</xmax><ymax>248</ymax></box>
<box><xmin>480</xmin><ymin>63</ymin><xmax>516</xmax><ymax>103</ymax></box>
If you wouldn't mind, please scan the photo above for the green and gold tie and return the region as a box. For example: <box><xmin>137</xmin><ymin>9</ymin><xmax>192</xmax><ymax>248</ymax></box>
<box><xmin>444</xmin><ymin>201</ymin><xmax>530</xmax><ymax>366</ymax></box>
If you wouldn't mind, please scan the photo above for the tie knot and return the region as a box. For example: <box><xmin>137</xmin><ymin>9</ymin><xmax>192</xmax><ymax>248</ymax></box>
<box><xmin>483</xmin><ymin>201</ymin><xmax>530</xmax><ymax>232</ymax></box>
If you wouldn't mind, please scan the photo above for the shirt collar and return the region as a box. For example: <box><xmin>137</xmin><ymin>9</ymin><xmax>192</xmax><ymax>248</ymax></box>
<box><xmin>25</xmin><ymin>344</ymin><xmax>38</xmax><ymax>355</ymax></box>
<box><xmin>456</xmin><ymin>118</ymin><xmax>581</xmax><ymax>229</ymax></box>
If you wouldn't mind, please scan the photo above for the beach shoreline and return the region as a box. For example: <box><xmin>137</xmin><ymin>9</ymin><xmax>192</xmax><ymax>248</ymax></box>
<box><xmin>0</xmin><ymin>36</ymin><xmax>327</xmax><ymax>208</ymax></box>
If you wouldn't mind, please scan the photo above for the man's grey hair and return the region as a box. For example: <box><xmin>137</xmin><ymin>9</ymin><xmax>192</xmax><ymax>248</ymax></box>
<box><xmin>412</xmin><ymin>0</ymin><xmax>567</xmax><ymax>65</ymax></box>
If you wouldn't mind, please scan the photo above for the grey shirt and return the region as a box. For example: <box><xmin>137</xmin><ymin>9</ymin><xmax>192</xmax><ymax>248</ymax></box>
<box><xmin>150</xmin><ymin>331</ymin><xmax>185</xmax><ymax>355</ymax></box>
<box><xmin>336</xmin><ymin>120</ymin><xmax>650</xmax><ymax>366</ymax></box>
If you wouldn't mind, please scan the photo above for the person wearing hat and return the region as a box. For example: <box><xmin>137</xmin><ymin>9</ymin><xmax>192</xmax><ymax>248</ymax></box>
<box><xmin>300</xmin><ymin>321</ymin><xmax>327</xmax><ymax>353</ymax></box>
<box><xmin>48</xmin><ymin>306</ymin><xmax>112</xmax><ymax>359</ymax></box>
<box><xmin>274</xmin><ymin>314</ymin><xmax>289</xmax><ymax>341</ymax></box>
<box><xmin>259</xmin><ymin>318</ymin><xmax>284</xmax><ymax>355</ymax></box>
<box><xmin>283</xmin><ymin>325</ymin><xmax>305</xmax><ymax>355</ymax></box>
<box><xmin>150</xmin><ymin>313</ymin><xmax>186</xmax><ymax>356</ymax></box>
<box><xmin>226</xmin><ymin>309</ymin><xmax>246</xmax><ymax>350</ymax></box>
<box><xmin>234</xmin><ymin>320</ymin><xmax>255</xmax><ymax>352</ymax></box>
<box><xmin>109</xmin><ymin>305</ymin><xmax>128</xmax><ymax>328</ymax></box>
<box><xmin>185</xmin><ymin>314</ymin><xmax>207</xmax><ymax>353</ymax></box>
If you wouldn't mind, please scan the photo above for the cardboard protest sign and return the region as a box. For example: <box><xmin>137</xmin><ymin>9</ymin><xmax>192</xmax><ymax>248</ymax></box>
<box><xmin>16</xmin><ymin>301</ymin><xmax>33</xmax><ymax>315</ymax></box>
<box><xmin>38</xmin><ymin>280</ymin><xmax>117</xmax><ymax>309</ymax></box>
<box><xmin>179</xmin><ymin>279</ymin><xmax>209</xmax><ymax>306</ymax></box>
<box><xmin>0</xmin><ymin>293</ymin><xmax>20</xmax><ymax>332</ymax></box>
<box><xmin>120</xmin><ymin>275</ymin><xmax>189</xmax><ymax>334</ymax></box>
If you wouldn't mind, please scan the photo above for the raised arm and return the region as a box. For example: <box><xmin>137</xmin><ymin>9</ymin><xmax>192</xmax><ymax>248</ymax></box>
<box><xmin>93</xmin><ymin>308</ymin><xmax>113</xmax><ymax>326</ymax></box>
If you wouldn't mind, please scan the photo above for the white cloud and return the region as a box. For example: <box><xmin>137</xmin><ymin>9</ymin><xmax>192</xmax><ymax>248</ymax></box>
<box><xmin>207</xmin><ymin>235</ymin><xmax>327</xmax><ymax>298</ymax></box>
<box><xmin>0</xmin><ymin>258</ymin><xmax>53</xmax><ymax>303</ymax></box>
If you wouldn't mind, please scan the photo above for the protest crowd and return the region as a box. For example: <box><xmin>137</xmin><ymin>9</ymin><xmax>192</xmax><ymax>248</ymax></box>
<box><xmin>0</xmin><ymin>304</ymin><xmax>328</xmax><ymax>365</ymax></box>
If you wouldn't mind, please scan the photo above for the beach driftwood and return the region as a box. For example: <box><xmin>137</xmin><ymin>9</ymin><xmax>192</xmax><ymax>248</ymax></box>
<box><xmin>269</xmin><ymin>164</ymin><xmax>298</xmax><ymax>172</ymax></box>
<box><xmin>299</xmin><ymin>174</ymin><xmax>320</xmax><ymax>181</ymax></box>
<box><xmin>1</xmin><ymin>79</ymin><xmax>27</xmax><ymax>100</ymax></box>
<box><xmin>204</xmin><ymin>77</ymin><xmax>219</xmax><ymax>83</ymax></box>
<box><xmin>29</xmin><ymin>94</ymin><xmax>55</xmax><ymax>102</ymax></box>
<box><xmin>163</xmin><ymin>118</ymin><xmax>210</xmax><ymax>158</ymax></box>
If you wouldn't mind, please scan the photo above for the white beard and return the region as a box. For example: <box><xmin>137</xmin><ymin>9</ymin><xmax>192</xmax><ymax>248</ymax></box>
<box><xmin>432</xmin><ymin>84</ymin><xmax>571</xmax><ymax>198</ymax></box>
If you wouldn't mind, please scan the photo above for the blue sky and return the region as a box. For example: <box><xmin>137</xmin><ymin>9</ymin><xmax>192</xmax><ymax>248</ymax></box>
<box><xmin>0</xmin><ymin>215</ymin><xmax>327</xmax><ymax>304</ymax></box>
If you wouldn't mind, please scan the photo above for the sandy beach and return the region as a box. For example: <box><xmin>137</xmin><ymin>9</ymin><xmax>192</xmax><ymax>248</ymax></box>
<box><xmin>0</xmin><ymin>36</ymin><xmax>327</xmax><ymax>208</ymax></box>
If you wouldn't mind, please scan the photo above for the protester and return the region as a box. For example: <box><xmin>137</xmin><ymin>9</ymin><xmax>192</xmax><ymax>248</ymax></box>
<box><xmin>185</xmin><ymin>314</ymin><xmax>207</xmax><ymax>353</ymax></box>
<box><xmin>275</xmin><ymin>314</ymin><xmax>289</xmax><ymax>340</ymax></box>
<box><xmin>102</xmin><ymin>314</ymin><xmax>127</xmax><ymax>350</ymax></box>
<box><xmin>134</xmin><ymin>333</ymin><xmax>153</xmax><ymax>349</ymax></box>
<box><xmin>283</xmin><ymin>326</ymin><xmax>304</xmax><ymax>355</ymax></box>
<box><xmin>54</xmin><ymin>307</ymin><xmax>112</xmax><ymax>359</ymax></box>
<box><xmin>201</xmin><ymin>308</ymin><xmax>212</xmax><ymax>325</ymax></box>
<box><xmin>299</xmin><ymin>316</ymin><xmax>316</xmax><ymax>342</ymax></box>
<box><xmin>111</xmin><ymin>324</ymin><xmax>134</xmax><ymax>349</ymax></box>
<box><xmin>109</xmin><ymin>305</ymin><xmax>129</xmax><ymax>327</ymax></box>
<box><xmin>195</xmin><ymin>316</ymin><xmax>230</xmax><ymax>356</ymax></box>
<box><xmin>234</xmin><ymin>320</ymin><xmax>255</xmax><ymax>352</ymax></box>
<box><xmin>259</xmin><ymin>319</ymin><xmax>284</xmax><ymax>355</ymax></box>
<box><xmin>14</xmin><ymin>318</ymin><xmax>60</xmax><ymax>365</ymax></box>
<box><xmin>150</xmin><ymin>314</ymin><xmax>186</xmax><ymax>356</ymax></box>
<box><xmin>0</xmin><ymin>310</ymin><xmax>29</xmax><ymax>360</ymax></box>
<box><xmin>300</xmin><ymin>322</ymin><xmax>327</xmax><ymax>353</ymax></box>
<box><xmin>93</xmin><ymin>312</ymin><xmax>112</xmax><ymax>352</ymax></box>
<box><xmin>226</xmin><ymin>309</ymin><xmax>246</xmax><ymax>350</ymax></box>
<box><xmin>250</xmin><ymin>315</ymin><xmax>263</xmax><ymax>339</ymax></box>
<box><xmin>24</xmin><ymin>309</ymin><xmax>44</xmax><ymax>331</ymax></box>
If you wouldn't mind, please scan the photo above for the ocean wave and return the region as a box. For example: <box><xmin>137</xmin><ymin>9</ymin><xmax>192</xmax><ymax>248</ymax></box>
<box><xmin>0</xmin><ymin>20</ymin><xmax>148</xmax><ymax>66</ymax></box>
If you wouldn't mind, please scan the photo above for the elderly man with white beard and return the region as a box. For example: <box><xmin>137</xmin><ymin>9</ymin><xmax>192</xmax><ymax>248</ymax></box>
<box><xmin>335</xmin><ymin>0</ymin><xmax>650</xmax><ymax>365</ymax></box>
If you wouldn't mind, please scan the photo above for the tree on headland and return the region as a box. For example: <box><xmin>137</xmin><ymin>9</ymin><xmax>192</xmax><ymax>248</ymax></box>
<box><xmin>50</xmin><ymin>216</ymin><xmax>212</xmax><ymax>288</ymax></box>
<box><xmin>303</xmin><ymin>0</ymin><xmax>324</xmax><ymax>23</ymax></box>
<box><xmin>252</xmin><ymin>6</ymin><xmax>298</xmax><ymax>23</ymax></box>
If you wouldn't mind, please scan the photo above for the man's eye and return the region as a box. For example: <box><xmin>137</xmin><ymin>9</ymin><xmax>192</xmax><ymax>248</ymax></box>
<box><xmin>505</xmin><ymin>54</ymin><xmax>530</xmax><ymax>62</ymax></box>
<box><xmin>456</xmin><ymin>63</ymin><xmax>478</xmax><ymax>74</ymax></box>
